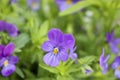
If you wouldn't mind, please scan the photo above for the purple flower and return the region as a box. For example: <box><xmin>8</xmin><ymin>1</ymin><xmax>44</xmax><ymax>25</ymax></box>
<box><xmin>85</xmin><ymin>69</ymin><xmax>93</xmax><ymax>75</ymax></box>
<box><xmin>27</xmin><ymin>0</ymin><xmax>40</xmax><ymax>11</ymax></box>
<box><xmin>99</xmin><ymin>48</ymin><xmax>110</xmax><ymax>74</ymax></box>
<box><xmin>106</xmin><ymin>31</ymin><xmax>120</xmax><ymax>54</ymax></box>
<box><xmin>0</xmin><ymin>43</ymin><xmax>19</xmax><ymax>77</ymax></box>
<box><xmin>42</xmin><ymin>28</ymin><xmax>75</xmax><ymax>67</ymax></box>
<box><xmin>55</xmin><ymin>0</ymin><xmax>80</xmax><ymax>11</ymax></box>
<box><xmin>111</xmin><ymin>56</ymin><xmax>120</xmax><ymax>78</ymax></box>
<box><xmin>0</xmin><ymin>20</ymin><xmax>18</xmax><ymax>37</ymax></box>
<box><xmin>10</xmin><ymin>0</ymin><xmax>18</xmax><ymax>4</ymax></box>
<box><xmin>69</xmin><ymin>46</ymin><xmax>78</xmax><ymax>60</ymax></box>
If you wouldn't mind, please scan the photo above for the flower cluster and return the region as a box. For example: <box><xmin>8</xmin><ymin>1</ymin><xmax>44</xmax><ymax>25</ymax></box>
<box><xmin>42</xmin><ymin>28</ymin><xmax>77</xmax><ymax>67</ymax></box>
<box><xmin>0</xmin><ymin>20</ymin><xmax>19</xmax><ymax>77</ymax></box>
<box><xmin>0</xmin><ymin>20</ymin><xmax>18</xmax><ymax>37</ymax></box>
<box><xmin>100</xmin><ymin>31</ymin><xmax>120</xmax><ymax>78</ymax></box>
<box><xmin>55</xmin><ymin>0</ymin><xmax>80</xmax><ymax>11</ymax></box>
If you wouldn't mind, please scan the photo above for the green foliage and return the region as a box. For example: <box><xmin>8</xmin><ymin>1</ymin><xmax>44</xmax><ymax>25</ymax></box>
<box><xmin>0</xmin><ymin>0</ymin><xmax>120</xmax><ymax>80</ymax></box>
<box><xmin>12</xmin><ymin>33</ymin><xmax>30</xmax><ymax>49</ymax></box>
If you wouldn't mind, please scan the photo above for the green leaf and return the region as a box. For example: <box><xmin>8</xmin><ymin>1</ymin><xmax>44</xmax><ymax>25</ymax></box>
<box><xmin>16</xmin><ymin>67</ymin><xmax>25</xmax><ymax>78</ymax></box>
<box><xmin>39</xmin><ymin>63</ymin><xmax>59</xmax><ymax>74</ymax></box>
<box><xmin>23</xmin><ymin>69</ymin><xmax>36</xmax><ymax>78</ymax></box>
<box><xmin>78</xmin><ymin>56</ymin><xmax>96</xmax><ymax>65</ymax></box>
<box><xmin>59</xmin><ymin>0</ymin><xmax>101</xmax><ymax>16</ymax></box>
<box><xmin>12</xmin><ymin>33</ymin><xmax>30</xmax><ymax>49</ymax></box>
<box><xmin>57</xmin><ymin>75</ymin><xmax>74</xmax><ymax>80</ymax></box>
<box><xmin>38</xmin><ymin>20</ymin><xmax>49</xmax><ymax>38</ymax></box>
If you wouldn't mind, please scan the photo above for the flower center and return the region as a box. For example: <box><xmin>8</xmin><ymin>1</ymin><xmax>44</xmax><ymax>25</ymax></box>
<box><xmin>53</xmin><ymin>47</ymin><xmax>59</xmax><ymax>54</ymax></box>
<box><xmin>117</xmin><ymin>66</ymin><xmax>120</xmax><ymax>71</ymax></box>
<box><xmin>32</xmin><ymin>2</ymin><xmax>37</xmax><ymax>7</ymax></box>
<box><xmin>4</xmin><ymin>60</ymin><xmax>8</xmax><ymax>66</ymax></box>
<box><xmin>66</xmin><ymin>0</ymin><xmax>72</xmax><ymax>4</ymax></box>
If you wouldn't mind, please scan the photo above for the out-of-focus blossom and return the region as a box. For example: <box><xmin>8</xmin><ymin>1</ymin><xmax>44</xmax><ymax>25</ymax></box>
<box><xmin>27</xmin><ymin>0</ymin><xmax>40</xmax><ymax>11</ymax></box>
<box><xmin>55</xmin><ymin>0</ymin><xmax>80</xmax><ymax>11</ymax></box>
<box><xmin>85</xmin><ymin>69</ymin><xmax>93</xmax><ymax>75</ymax></box>
<box><xmin>0</xmin><ymin>20</ymin><xmax>18</xmax><ymax>37</ymax></box>
<box><xmin>0</xmin><ymin>43</ymin><xmax>19</xmax><ymax>77</ymax></box>
<box><xmin>111</xmin><ymin>56</ymin><xmax>120</xmax><ymax>78</ymax></box>
<box><xmin>106</xmin><ymin>31</ymin><xmax>120</xmax><ymax>54</ymax></box>
<box><xmin>10</xmin><ymin>0</ymin><xmax>18</xmax><ymax>4</ymax></box>
<box><xmin>99</xmin><ymin>48</ymin><xmax>110</xmax><ymax>74</ymax></box>
<box><xmin>42</xmin><ymin>28</ymin><xmax>75</xmax><ymax>67</ymax></box>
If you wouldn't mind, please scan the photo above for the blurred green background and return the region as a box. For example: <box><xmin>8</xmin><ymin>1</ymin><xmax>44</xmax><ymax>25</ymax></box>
<box><xmin>0</xmin><ymin>0</ymin><xmax>120</xmax><ymax>80</ymax></box>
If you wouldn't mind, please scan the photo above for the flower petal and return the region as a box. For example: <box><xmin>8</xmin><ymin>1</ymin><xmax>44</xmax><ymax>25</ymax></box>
<box><xmin>109</xmin><ymin>42</ymin><xmax>119</xmax><ymax>54</ymax></box>
<box><xmin>8</xmin><ymin>56</ymin><xmax>19</xmax><ymax>64</ymax></box>
<box><xmin>106</xmin><ymin>32</ymin><xmax>114</xmax><ymax>42</ymax></box>
<box><xmin>85</xmin><ymin>69</ymin><xmax>93</xmax><ymax>75</ymax></box>
<box><xmin>27</xmin><ymin>0</ymin><xmax>40</xmax><ymax>11</ymax></box>
<box><xmin>115</xmin><ymin>69</ymin><xmax>120</xmax><ymax>78</ymax></box>
<box><xmin>102</xmin><ymin>63</ymin><xmax>108</xmax><ymax>74</ymax></box>
<box><xmin>100</xmin><ymin>48</ymin><xmax>105</xmax><ymax>66</ymax></box>
<box><xmin>48</xmin><ymin>28</ymin><xmax>63</xmax><ymax>44</ymax></box>
<box><xmin>42</xmin><ymin>41</ymin><xmax>55</xmax><ymax>52</ymax></box>
<box><xmin>63</xmin><ymin>34</ymin><xmax>75</xmax><ymax>49</ymax></box>
<box><xmin>43</xmin><ymin>52</ymin><xmax>60</xmax><ymax>67</ymax></box>
<box><xmin>5</xmin><ymin>23</ymin><xmax>18</xmax><ymax>37</ymax></box>
<box><xmin>69</xmin><ymin>46</ymin><xmax>77</xmax><ymax>60</ymax></box>
<box><xmin>104</xmin><ymin>54</ymin><xmax>110</xmax><ymax>63</ymax></box>
<box><xmin>59</xmin><ymin>2</ymin><xmax>73</xmax><ymax>11</ymax></box>
<box><xmin>10</xmin><ymin>0</ymin><xmax>18</xmax><ymax>4</ymax></box>
<box><xmin>0</xmin><ymin>21</ymin><xmax>6</xmax><ymax>31</ymax></box>
<box><xmin>69</xmin><ymin>53</ymin><xmax>78</xmax><ymax>60</ymax></box>
<box><xmin>111</xmin><ymin>62</ymin><xmax>119</xmax><ymax>70</ymax></box>
<box><xmin>3</xmin><ymin>43</ymin><xmax>15</xmax><ymax>57</ymax></box>
<box><xmin>111</xmin><ymin>56</ymin><xmax>120</xmax><ymax>69</ymax></box>
<box><xmin>59</xmin><ymin>50</ymin><xmax>68</xmax><ymax>61</ymax></box>
<box><xmin>1</xmin><ymin>64</ymin><xmax>16</xmax><ymax>77</ymax></box>
<box><xmin>0</xmin><ymin>44</ymin><xmax>4</xmax><ymax>58</ymax></box>
<box><xmin>0</xmin><ymin>58</ymin><xmax>6</xmax><ymax>67</ymax></box>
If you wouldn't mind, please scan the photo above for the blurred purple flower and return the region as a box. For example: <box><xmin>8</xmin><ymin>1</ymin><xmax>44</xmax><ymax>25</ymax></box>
<box><xmin>111</xmin><ymin>56</ymin><xmax>120</xmax><ymax>78</ymax></box>
<box><xmin>0</xmin><ymin>43</ymin><xmax>19</xmax><ymax>77</ymax></box>
<box><xmin>10</xmin><ymin>0</ymin><xmax>18</xmax><ymax>4</ymax></box>
<box><xmin>106</xmin><ymin>31</ymin><xmax>120</xmax><ymax>54</ymax></box>
<box><xmin>99</xmin><ymin>48</ymin><xmax>110</xmax><ymax>74</ymax></box>
<box><xmin>27</xmin><ymin>0</ymin><xmax>40</xmax><ymax>11</ymax></box>
<box><xmin>42</xmin><ymin>28</ymin><xmax>75</xmax><ymax>67</ymax></box>
<box><xmin>69</xmin><ymin>46</ymin><xmax>78</xmax><ymax>60</ymax></box>
<box><xmin>0</xmin><ymin>20</ymin><xmax>18</xmax><ymax>37</ymax></box>
<box><xmin>85</xmin><ymin>69</ymin><xmax>93</xmax><ymax>75</ymax></box>
<box><xmin>55</xmin><ymin>0</ymin><xmax>80</xmax><ymax>11</ymax></box>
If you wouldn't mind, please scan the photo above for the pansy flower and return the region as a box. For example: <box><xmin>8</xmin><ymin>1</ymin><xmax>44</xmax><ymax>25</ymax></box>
<box><xmin>10</xmin><ymin>0</ymin><xmax>18</xmax><ymax>4</ymax></box>
<box><xmin>0</xmin><ymin>20</ymin><xmax>18</xmax><ymax>37</ymax></box>
<box><xmin>106</xmin><ymin>31</ymin><xmax>120</xmax><ymax>54</ymax></box>
<box><xmin>111</xmin><ymin>56</ymin><xmax>120</xmax><ymax>78</ymax></box>
<box><xmin>85</xmin><ymin>69</ymin><xmax>93</xmax><ymax>75</ymax></box>
<box><xmin>69</xmin><ymin>46</ymin><xmax>78</xmax><ymax>60</ymax></box>
<box><xmin>42</xmin><ymin>28</ymin><xmax>75</xmax><ymax>67</ymax></box>
<box><xmin>99</xmin><ymin>48</ymin><xmax>110</xmax><ymax>74</ymax></box>
<box><xmin>0</xmin><ymin>43</ymin><xmax>19</xmax><ymax>77</ymax></box>
<box><xmin>55</xmin><ymin>0</ymin><xmax>80</xmax><ymax>11</ymax></box>
<box><xmin>27</xmin><ymin>0</ymin><xmax>40</xmax><ymax>11</ymax></box>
